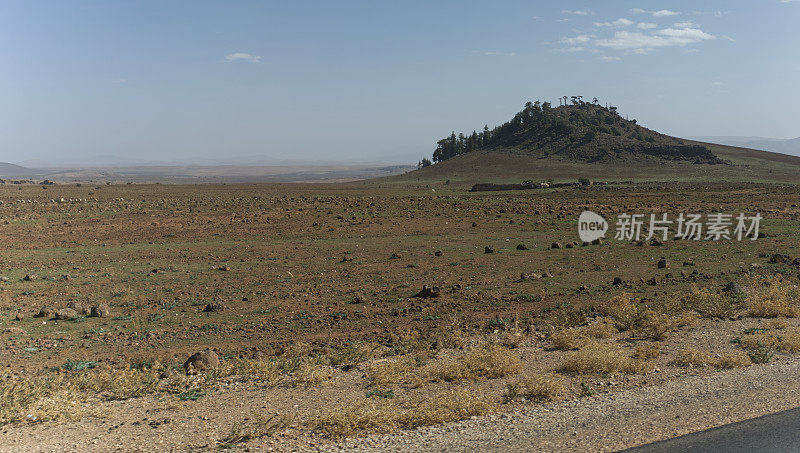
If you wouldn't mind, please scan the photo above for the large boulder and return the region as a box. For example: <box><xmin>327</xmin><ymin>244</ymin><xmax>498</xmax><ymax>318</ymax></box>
<box><xmin>183</xmin><ymin>350</ymin><xmax>220</xmax><ymax>375</ymax></box>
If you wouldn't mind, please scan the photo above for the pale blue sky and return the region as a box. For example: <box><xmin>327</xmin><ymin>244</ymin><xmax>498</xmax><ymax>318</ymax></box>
<box><xmin>1</xmin><ymin>1</ymin><xmax>798</xmax><ymax>165</ymax></box>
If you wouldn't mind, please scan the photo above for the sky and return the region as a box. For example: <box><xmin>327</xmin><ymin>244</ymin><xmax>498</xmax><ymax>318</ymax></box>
<box><xmin>1</xmin><ymin>0</ymin><xmax>799</xmax><ymax>166</ymax></box>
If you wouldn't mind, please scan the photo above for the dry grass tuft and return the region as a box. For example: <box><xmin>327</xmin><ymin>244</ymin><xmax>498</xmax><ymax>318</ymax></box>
<box><xmin>368</xmin><ymin>345</ymin><xmax>521</xmax><ymax>387</ymax></box>
<box><xmin>746</xmin><ymin>278</ymin><xmax>800</xmax><ymax>318</ymax></box>
<box><xmin>671</xmin><ymin>347</ymin><xmax>713</xmax><ymax>367</ymax></box>
<box><xmin>549</xmin><ymin>328</ymin><xmax>585</xmax><ymax>350</ymax></box>
<box><xmin>314</xmin><ymin>389</ymin><xmax>493</xmax><ymax>438</ymax></box>
<box><xmin>671</xmin><ymin>347</ymin><xmax>751</xmax><ymax>369</ymax></box>
<box><xmin>632</xmin><ymin>310</ymin><xmax>675</xmax><ymax>341</ymax></box>
<box><xmin>559</xmin><ymin>342</ymin><xmax>648</xmax><ymax>375</ymax></box>
<box><xmin>633</xmin><ymin>342</ymin><xmax>661</xmax><ymax>360</ymax></box>
<box><xmin>505</xmin><ymin>374</ymin><xmax>566</xmax><ymax>402</ymax></box>
<box><xmin>427</xmin><ymin>346</ymin><xmax>522</xmax><ymax>382</ymax></box>
<box><xmin>681</xmin><ymin>286</ymin><xmax>740</xmax><ymax>319</ymax></box>
<box><xmin>230</xmin><ymin>357</ymin><xmax>332</xmax><ymax>387</ymax></box>
<box><xmin>598</xmin><ymin>293</ymin><xmax>642</xmax><ymax>331</ymax></box>
<box><xmin>738</xmin><ymin>329</ymin><xmax>800</xmax><ymax>354</ymax></box>
<box><xmin>583</xmin><ymin>319</ymin><xmax>617</xmax><ymax>339</ymax></box>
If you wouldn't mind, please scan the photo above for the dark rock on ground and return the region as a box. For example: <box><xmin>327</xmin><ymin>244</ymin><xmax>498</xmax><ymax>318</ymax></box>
<box><xmin>183</xmin><ymin>349</ymin><xmax>220</xmax><ymax>375</ymax></box>
<box><xmin>415</xmin><ymin>285</ymin><xmax>441</xmax><ymax>298</ymax></box>
<box><xmin>90</xmin><ymin>304</ymin><xmax>111</xmax><ymax>318</ymax></box>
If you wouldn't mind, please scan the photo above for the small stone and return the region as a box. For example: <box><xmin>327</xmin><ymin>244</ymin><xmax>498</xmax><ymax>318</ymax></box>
<box><xmin>551</xmin><ymin>242</ymin><xmax>563</xmax><ymax>249</ymax></box>
<box><xmin>516</xmin><ymin>244</ymin><xmax>528</xmax><ymax>250</ymax></box>
<box><xmin>484</xmin><ymin>246</ymin><xmax>494</xmax><ymax>254</ymax></box>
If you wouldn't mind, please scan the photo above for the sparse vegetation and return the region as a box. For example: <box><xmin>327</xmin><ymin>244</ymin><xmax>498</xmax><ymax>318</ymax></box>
<box><xmin>314</xmin><ymin>389</ymin><xmax>493</xmax><ymax>438</ymax></box>
<box><xmin>559</xmin><ymin>342</ymin><xmax>649</xmax><ymax>375</ymax></box>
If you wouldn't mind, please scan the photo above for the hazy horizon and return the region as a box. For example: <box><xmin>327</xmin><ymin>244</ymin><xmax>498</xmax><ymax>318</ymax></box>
<box><xmin>2</xmin><ymin>1</ymin><xmax>799</xmax><ymax>166</ymax></box>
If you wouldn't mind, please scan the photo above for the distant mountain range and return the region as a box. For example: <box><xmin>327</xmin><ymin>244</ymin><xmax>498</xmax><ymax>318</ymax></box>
<box><xmin>688</xmin><ymin>136</ymin><xmax>800</xmax><ymax>157</ymax></box>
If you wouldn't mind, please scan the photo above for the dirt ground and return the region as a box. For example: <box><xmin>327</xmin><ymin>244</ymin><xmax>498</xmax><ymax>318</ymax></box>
<box><xmin>1</xmin><ymin>181</ymin><xmax>799</xmax><ymax>451</ymax></box>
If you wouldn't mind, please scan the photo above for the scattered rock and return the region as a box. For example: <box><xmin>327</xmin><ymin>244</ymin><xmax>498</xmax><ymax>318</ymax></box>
<box><xmin>592</xmin><ymin>238</ymin><xmax>603</xmax><ymax>245</ymax></box>
<box><xmin>203</xmin><ymin>302</ymin><xmax>225</xmax><ymax>313</ymax></box>
<box><xmin>14</xmin><ymin>313</ymin><xmax>24</xmax><ymax>321</ymax></box>
<box><xmin>723</xmin><ymin>282</ymin><xmax>745</xmax><ymax>296</ymax></box>
<box><xmin>351</xmin><ymin>295</ymin><xmax>367</xmax><ymax>304</ymax></box>
<box><xmin>650</xmin><ymin>238</ymin><xmax>663</xmax><ymax>246</ymax></box>
<box><xmin>22</xmin><ymin>274</ymin><xmax>38</xmax><ymax>282</ymax></box>
<box><xmin>551</xmin><ymin>242</ymin><xmax>562</xmax><ymax>249</ymax></box>
<box><xmin>90</xmin><ymin>304</ymin><xmax>111</xmax><ymax>318</ymax></box>
<box><xmin>612</xmin><ymin>277</ymin><xmax>623</xmax><ymax>286</ymax></box>
<box><xmin>565</xmin><ymin>243</ymin><xmax>574</xmax><ymax>249</ymax></box>
<box><xmin>217</xmin><ymin>265</ymin><xmax>230</xmax><ymax>271</ymax></box>
<box><xmin>657</xmin><ymin>257</ymin><xmax>668</xmax><ymax>269</ymax></box>
<box><xmin>183</xmin><ymin>350</ymin><xmax>220</xmax><ymax>375</ymax></box>
<box><xmin>542</xmin><ymin>270</ymin><xmax>553</xmax><ymax>278</ymax></box>
<box><xmin>390</xmin><ymin>253</ymin><xmax>401</xmax><ymax>260</ymax></box>
<box><xmin>484</xmin><ymin>246</ymin><xmax>494</xmax><ymax>254</ymax></box>
<box><xmin>34</xmin><ymin>307</ymin><xmax>54</xmax><ymax>318</ymax></box>
<box><xmin>54</xmin><ymin>308</ymin><xmax>78</xmax><ymax>320</ymax></box>
<box><xmin>67</xmin><ymin>302</ymin><xmax>89</xmax><ymax>316</ymax></box>
<box><xmin>340</xmin><ymin>255</ymin><xmax>353</xmax><ymax>262</ymax></box>
<box><xmin>471</xmin><ymin>222</ymin><xmax>478</xmax><ymax>228</ymax></box>
<box><xmin>415</xmin><ymin>285</ymin><xmax>441</xmax><ymax>298</ymax></box>
<box><xmin>516</xmin><ymin>244</ymin><xmax>528</xmax><ymax>251</ymax></box>
<box><xmin>434</xmin><ymin>250</ymin><xmax>443</xmax><ymax>257</ymax></box>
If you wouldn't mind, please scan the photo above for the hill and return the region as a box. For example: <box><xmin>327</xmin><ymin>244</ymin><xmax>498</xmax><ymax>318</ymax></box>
<box><xmin>392</xmin><ymin>100</ymin><xmax>800</xmax><ymax>187</ymax></box>
<box><xmin>0</xmin><ymin>162</ymin><xmax>42</xmax><ymax>178</ymax></box>
<box><xmin>428</xmin><ymin>100</ymin><xmax>721</xmax><ymax>165</ymax></box>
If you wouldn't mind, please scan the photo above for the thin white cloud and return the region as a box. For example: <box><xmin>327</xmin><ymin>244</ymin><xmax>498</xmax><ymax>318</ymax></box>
<box><xmin>562</xmin><ymin>9</ymin><xmax>591</xmax><ymax>15</ymax></box>
<box><xmin>600</xmin><ymin>55</ymin><xmax>621</xmax><ymax>61</ymax></box>
<box><xmin>479</xmin><ymin>51</ymin><xmax>517</xmax><ymax>56</ymax></box>
<box><xmin>557</xmin><ymin>46</ymin><xmax>587</xmax><ymax>53</ymax></box>
<box><xmin>630</xmin><ymin>8</ymin><xmax>647</xmax><ymax>14</ymax></box>
<box><xmin>594</xmin><ymin>18</ymin><xmax>634</xmax><ymax>27</ymax></box>
<box><xmin>674</xmin><ymin>21</ymin><xmax>698</xmax><ymax>28</ymax></box>
<box><xmin>595</xmin><ymin>27</ymin><xmax>715</xmax><ymax>51</ymax></box>
<box><xmin>637</xmin><ymin>22</ymin><xmax>657</xmax><ymax>29</ymax></box>
<box><xmin>224</xmin><ymin>52</ymin><xmax>262</xmax><ymax>63</ymax></box>
<box><xmin>653</xmin><ymin>9</ymin><xmax>680</xmax><ymax>17</ymax></box>
<box><xmin>561</xmin><ymin>35</ymin><xmax>593</xmax><ymax>46</ymax></box>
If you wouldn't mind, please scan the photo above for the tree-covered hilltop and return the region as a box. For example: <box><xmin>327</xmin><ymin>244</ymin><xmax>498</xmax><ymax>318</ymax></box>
<box><xmin>430</xmin><ymin>97</ymin><xmax>722</xmax><ymax>165</ymax></box>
